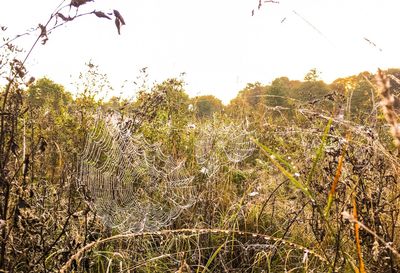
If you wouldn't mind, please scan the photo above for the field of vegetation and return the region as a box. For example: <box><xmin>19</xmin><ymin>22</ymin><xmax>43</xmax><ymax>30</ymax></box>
<box><xmin>1</xmin><ymin>1</ymin><xmax>400</xmax><ymax>273</ymax></box>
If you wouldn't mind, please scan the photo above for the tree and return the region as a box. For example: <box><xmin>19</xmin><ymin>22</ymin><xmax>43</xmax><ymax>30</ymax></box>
<box><xmin>227</xmin><ymin>82</ymin><xmax>267</xmax><ymax>119</ymax></box>
<box><xmin>27</xmin><ymin>77</ymin><xmax>72</xmax><ymax>112</ymax></box>
<box><xmin>137</xmin><ymin>78</ymin><xmax>192</xmax><ymax>157</ymax></box>
<box><xmin>331</xmin><ymin>72</ymin><xmax>375</xmax><ymax>121</ymax></box>
<box><xmin>266</xmin><ymin>77</ymin><xmax>292</xmax><ymax>107</ymax></box>
<box><xmin>192</xmin><ymin>95</ymin><xmax>224</xmax><ymax>119</ymax></box>
<box><xmin>294</xmin><ymin>78</ymin><xmax>331</xmax><ymax>103</ymax></box>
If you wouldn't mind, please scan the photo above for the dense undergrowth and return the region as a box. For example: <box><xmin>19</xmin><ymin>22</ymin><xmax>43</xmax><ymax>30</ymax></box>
<box><xmin>1</xmin><ymin>2</ymin><xmax>400</xmax><ymax>273</ymax></box>
<box><xmin>1</xmin><ymin>67</ymin><xmax>399</xmax><ymax>272</ymax></box>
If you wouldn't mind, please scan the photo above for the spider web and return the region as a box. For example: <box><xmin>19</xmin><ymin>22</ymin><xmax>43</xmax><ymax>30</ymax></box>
<box><xmin>194</xmin><ymin>122</ymin><xmax>255</xmax><ymax>177</ymax></box>
<box><xmin>220</xmin><ymin>123</ymin><xmax>256</xmax><ymax>163</ymax></box>
<box><xmin>78</xmin><ymin>112</ymin><xmax>195</xmax><ymax>232</ymax></box>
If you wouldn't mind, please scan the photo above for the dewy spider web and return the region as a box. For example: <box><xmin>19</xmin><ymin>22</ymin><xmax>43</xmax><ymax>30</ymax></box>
<box><xmin>78</xmin><ymin>112</ymin><xmax>195</xmax><ymax>233</ymax></box>
<box><xmin>194</xmin><ymin>122</ymin><xmax>255</xmax><ymax>177</ymax></box>
<box><xmin>220</xmin><ymin>123</ymin><xmax>256</xmax><ymax>163</ymax></box>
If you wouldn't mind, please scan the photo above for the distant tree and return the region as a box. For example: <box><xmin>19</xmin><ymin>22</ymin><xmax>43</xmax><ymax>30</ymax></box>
<box><xmin>239</xmin><ymin>82</ymin><xmax>266</xmax><ymax>108</ymax></box>
<box><xmin>266</xmin><ymin>77</ymin><xmax>292</xmax><ymax>107</ymax></box>
<box><xmin>227</xmin><ymin>82</ymin><xmax>267</xmax><ymax>118</ymax></box>
<box><xmin>192</xmin><ymin>95</ymin><xmax>224</xmax><ymax>119</ymax></box>
<box><xmin>137</xmin><ymin>78</ymin><xmax>192</xmax><ymax>156</ymax></box>
<box><xmin>154</xmin><ymin>78</ymin><xmax>190</xmax><ymax>122</ymax></box>
<box><xmin>27</xmin><ymin>77</ymin><xmax>72</xmax><ymax>113</ymax></box>
<box><xmin>351</xmin><ymin>72</ymin><xmax>375</xmax><ymax>120</ymax></box>
<box><xmin>26</xmin><ymin>78</ymin><xmax>79</xmax><ymax>167</ymax></box>
<box><xmin>294</xmin><ymin>78</ymin><xmax>331</xmax><ymax>103</ymax></box>
<box><xmin>331</xmin><ymin>72</ymin><xmax>375</xmax><ymax>121</ymax></box>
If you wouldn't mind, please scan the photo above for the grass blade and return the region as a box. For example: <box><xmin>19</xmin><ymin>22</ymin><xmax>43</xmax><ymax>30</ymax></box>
<box><xmin>200</xmin><ymin>242</ymin><xmax>226</xmax><ymax>273</ymax></box>
<box><xmin>306</xmin><ymin>119</ymin><xmax>333</xmax><ymax>186</ymax></box>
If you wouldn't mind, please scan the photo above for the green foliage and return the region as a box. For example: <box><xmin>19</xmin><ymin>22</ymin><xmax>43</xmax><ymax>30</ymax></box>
<box><xmin>126</xmin><ymin>77</ymin><xmax>195</xmax><ymax>159</ymax></box>
<box><xmin>227</xmin><ymin>82</ymin><xmax>266</xmax><ymax>119</ymax></box>
<box><xmin>27</xmin><ymin>78</ymin><xmax>72</xmax><ymax>112</ymax></box>
<box><xmin>266</xmin><ymin>77</ymin><xmax>295</xmax><ymax>108</ymax></box>
<box><xmin>192</xmin><ymin>95</ymin><xmax>224</xmax><ymax>119</ymax></box>
<box><xmin>331</xmin><ymin>72</ymin><xmax>376</xmax><ymax>122</ymax></box>
<box><xmin>293</xmin><ymin>79</ymin><xmax>331</xmax><ymax>103</ymax></box>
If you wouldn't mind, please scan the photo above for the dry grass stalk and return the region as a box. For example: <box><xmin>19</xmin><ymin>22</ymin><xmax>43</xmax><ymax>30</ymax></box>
<box><xmin>376</xmin><ymin>69</ymin><xmax>400</xmax><ymax>149</ymax></box>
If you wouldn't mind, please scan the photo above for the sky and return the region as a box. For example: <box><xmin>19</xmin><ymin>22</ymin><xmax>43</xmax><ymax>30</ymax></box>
<box><xmin>1</xmin><ymin>0</ymin><xmax>400</xmax><ymax>103</ymax></box>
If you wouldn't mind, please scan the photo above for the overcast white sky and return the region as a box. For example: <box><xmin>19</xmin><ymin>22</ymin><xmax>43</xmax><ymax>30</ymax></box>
<box><xmin>1</xmin><ymin>0</ymin><xmax>399</xmax><ymax>103</ymax></box>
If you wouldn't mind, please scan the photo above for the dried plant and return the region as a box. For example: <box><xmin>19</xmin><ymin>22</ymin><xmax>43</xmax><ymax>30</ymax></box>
<box><xmin>376</xmin><ymin>69</ymin><xmax>400</xmax><ymax>150</ymax></box>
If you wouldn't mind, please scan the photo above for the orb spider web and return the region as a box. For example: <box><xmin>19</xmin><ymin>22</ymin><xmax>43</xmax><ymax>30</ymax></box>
<box><xmin>78</xmin><ymin>112</ymin><xmax>195</xmax><ymax>232</ymax></box>
<box><xmin>220</xmin><ymin>123</ymin><xmax>256</xmax><ymax>163</ymax></box>
<box><xmin>194</xmin><ymin>121</ymin><xmax>255</xmax><ymax>177</ymax></box>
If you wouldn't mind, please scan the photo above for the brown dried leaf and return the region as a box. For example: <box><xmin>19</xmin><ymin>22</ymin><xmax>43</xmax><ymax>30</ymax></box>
<box><xmin>70</xmin><ymin>0</ymin><xmax>93</xmax><ymax>8</ymax></box>
<box><xmin>94</xmin><ymin>11</ymin><xmax>112</xmax><ymax>20</ymax></box>
<box><xmin>41</xmin><ymin>37</ymin><xmax>49</xmax><ymax>45</ymax></box>
<box><xmin>26</xmin><ymin>76</ymin><xmax>35</xmax><ymax>86</ymax></box>
<box><xmin>115</xmin><ymin>18</ymin><xmax>121</xmax><ymax>35</ymax></box>
<box><xmin>113</xmin><ymin>10</ymin><xmax>126</xmax><ymax>25</ymax></box>
<box><xmin>56</xmin><ymin>13</ymin><xmax>73</xmax><ymax>22</ymax></box>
